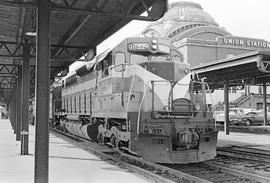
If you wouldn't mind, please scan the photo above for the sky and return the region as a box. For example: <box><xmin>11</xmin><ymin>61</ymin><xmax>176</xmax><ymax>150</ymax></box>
<box><xmin>70</xmin><ymin>0</ymin><xmax>270</xmax><ymax>70</ymax></box>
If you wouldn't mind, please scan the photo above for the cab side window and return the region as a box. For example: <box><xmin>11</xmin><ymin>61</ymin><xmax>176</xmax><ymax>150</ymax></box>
<box><xmin>102</xmin><ymin>59</ymin><xmax>109</xmax><ymax>77</ymax></box>
<box><xmin>101</xmin><ymin>52</ymin><xmax>112</xmax><ymax>78</ymax></box>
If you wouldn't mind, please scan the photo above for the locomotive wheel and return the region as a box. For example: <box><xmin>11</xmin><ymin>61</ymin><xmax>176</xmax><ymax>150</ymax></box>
<box><xmin>110</xmin><ymin>135</ymin><xmax>118</xmax><ymax>148</ymax></box>
<box><xmin>97</xmin><ymin>133</ymin><xmax>105</xmax><ymax>143</ymax></box>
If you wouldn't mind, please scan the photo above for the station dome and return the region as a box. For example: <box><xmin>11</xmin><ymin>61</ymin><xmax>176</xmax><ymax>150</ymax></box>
<box><xmin>164</xmin><ymin>2</ymin><xmax>218</xmax><ymax>26</ymax></box>
<box><xmin>143</xmin><ymin>1</ymin><xmax>230</xmax><ymax>39</ymax></box>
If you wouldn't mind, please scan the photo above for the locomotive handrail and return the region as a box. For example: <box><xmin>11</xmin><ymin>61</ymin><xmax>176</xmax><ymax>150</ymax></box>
<box><xmin>153</xmin><ymin>113</ymin><xmax>191</xmax><ymax>119</ymax></box>
<box><xmin>137</xmin><ymin>82</ymin><xmax>148</xmax><ymax>135</ymax></box>
<box><xmin>111</xmin><ymin>63</ymin><xmax>131</xmax><ymax>72</ymax></box>
<box><xmin>126</xmin><ymin>74</ymin><xmax>136</xmax><ymax>112</ymax></box>
<box><xmin>205</xmin><ymin>82</ymin><xmax>214</xmax><ymax>112</ymax></box>
<box><xmin>137</xmin><ymin>79</ymin><xmax>174</xmax><ymax>134</ymax></box>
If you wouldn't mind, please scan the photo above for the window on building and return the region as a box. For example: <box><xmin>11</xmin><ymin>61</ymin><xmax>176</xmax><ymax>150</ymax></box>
<box><xmin>79</xmin><ymin>94</ymin><xmax>81</xmax><ymax>113</ymax></box>
<box><xmin>229</xmin><ymin>89</ymin><xmax>236</xmax><ymax>93</ymax></box>
<box><xmin>74</xmin><ymin>95</ymin><xmax>76</xmax><ymax>113</ymax></box>
<box><xmin>66</xmin><ymin>98</ymin><xmax>68</xmax><ymax>113</ymax></box>
<box><xmin>258</xmin><ymin>86</ymin><xmax>262</xmax><ymax>94</ymax></box>
<box><xmin>70</xmin><ymin>97</ymin><xmax>72</xmax><ymax>113</ymax></box>
<box><xmin>63</xmin><ymin>98</ymin><xmax>65</xmax><ymax>112</ymax></box>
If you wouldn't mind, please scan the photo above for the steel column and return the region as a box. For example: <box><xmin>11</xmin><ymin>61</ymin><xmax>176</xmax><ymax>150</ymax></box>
<box><xmin>13</xmin><ymin>81</ymin><xmax>17</xmax><ymax>134</ymax></box>
<box><xmin>263</xmin><ymin>81</ymin><xmax>267</xmax><ymax>126</ymax></box>
<box><xmin>10</xmin><ymin>94</ymin><xmax>13</xmax><ymax>128</ymax></box>
<box><xmin>224</xmin><ymin>79</ymin><xmax>229</xmax><ymax>135</ymax></box>
<box><xmin>8</xmin><ymin>99</ymin><xmax>10</xmax><ymax>122</ymax></box>
<box><xmin>8</xmin><ymin>99</ymin><xmax>11</xmax><ymax>121</ymax></box>
<box><xmin>9</xmin><ymin>93</ymin><xmax>14</xmax><ymax>130</ymax></box>
<box><xmin>16</xmin><ymin>66</ymin><xmax>22</xmax><ymax>141</ymax></box>
<box><xmin>34</xmin><ymin>1</ymin><xmax>50</xmax><ymax>183</ymax></box>
<box><xmin>13</xmin><ymin>78</ymin><xmax>18</xmax><ymax>134</ymax></box>
<box><xmin>21</xmin><ymin>43</ymin><xmax>30</xmax><ymax>155</ymax></box>
<box><xmin>51</xmin><ymin>88</ymin><xmax>55</xmax><ymax>125</ymax></box>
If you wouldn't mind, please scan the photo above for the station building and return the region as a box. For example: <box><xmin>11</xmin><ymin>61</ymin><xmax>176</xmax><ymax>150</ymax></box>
<box><xmin>142</xmin><ymin>1</ymin><xmax>270</xmax><ymax>110</ymax></box>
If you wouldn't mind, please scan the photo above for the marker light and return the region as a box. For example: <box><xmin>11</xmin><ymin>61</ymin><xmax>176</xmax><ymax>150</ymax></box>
<box><xmin>152</xmin><ymin>39</ymin><xmax>157</xmax><ymax>44</ymax></box>
<box><xmin>152</xmin><ymin>44</ymin><xmax>157</xmax><ymax>50</ymax></box>
<box><xmin>25</xmin><ymin>32</ymin><xmax>37</xmax><ymax>36</ymax></box>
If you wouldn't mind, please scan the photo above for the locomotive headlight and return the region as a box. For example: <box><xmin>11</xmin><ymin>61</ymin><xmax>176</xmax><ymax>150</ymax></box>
<box><xmin>152</xmin><ymin>39</ymin><xmax>157</xmax><ymax>44</ymax></box>
<box><xmin>152</xmin><ymin>44</ymin><xmax>157</xmax><ymax>50</ymax></box>
<box><xmin>151</xmin><ymin>39</ymin><xmax>158</xmax><ymax>51</ymax></box>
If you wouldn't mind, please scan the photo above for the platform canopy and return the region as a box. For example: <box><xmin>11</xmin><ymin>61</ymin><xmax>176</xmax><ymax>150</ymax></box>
<box><xmin>0</xmin><ymin>0</ymin><xmax>168</xmax><ymax>100</ymax></box>
<box><xmin>191</xmin><ymin>51</ymin><xmax>270</xmax><ymax>89</ymax></box>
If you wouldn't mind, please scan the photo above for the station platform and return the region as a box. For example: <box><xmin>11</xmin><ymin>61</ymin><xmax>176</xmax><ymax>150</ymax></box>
<box><xmin>218</xmin><ymin>131</ymin><xmax>270</xmax><ymax>151</ymax></box>
<box><xmin>0</xmin><ymin>119</ymin><xmax>172</xmax><ymax>183</ymax></box>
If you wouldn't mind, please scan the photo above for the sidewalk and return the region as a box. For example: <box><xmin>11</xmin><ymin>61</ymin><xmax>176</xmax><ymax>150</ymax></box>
<box><xmin>0</xmin><ymin>119</ymin><xmax>171</xmax><ymax>183</ymax></box>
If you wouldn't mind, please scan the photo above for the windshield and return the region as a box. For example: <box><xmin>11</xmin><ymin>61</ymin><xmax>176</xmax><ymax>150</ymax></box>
<box><xmin>130</xmin><ymin>54</ymin><xmax>148</xmax><ymax>64</ymax></box>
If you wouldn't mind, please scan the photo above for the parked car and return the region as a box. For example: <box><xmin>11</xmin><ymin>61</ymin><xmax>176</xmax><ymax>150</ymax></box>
<box><xmin>241</xmin><ymin>111</ymin><xmax>270</xmax><ymax>126</ymax></box>
<box><xmin>214</xmin><ymin>108</ymin><xmax>245</xmax><ymax>125</ymax></box>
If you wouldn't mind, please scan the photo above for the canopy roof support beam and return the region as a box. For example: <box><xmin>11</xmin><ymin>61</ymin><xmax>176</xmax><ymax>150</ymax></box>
<box><xmin>0</xmin><ymin>41</ymin><xmax>92</xmax><ymax>62</ymax></box>
<box><xmin>0</xmin><ymin>0</ymin><xmax>168</xmax><ymax>21</ymax></box>
<box><xmin>51</xmin><ymin>1</ymin><xmax>108</xmax><ymax>58</ymax></box>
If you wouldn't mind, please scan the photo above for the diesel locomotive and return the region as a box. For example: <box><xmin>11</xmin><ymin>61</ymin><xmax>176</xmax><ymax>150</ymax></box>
<box><xmin>49</xmin><ymin>36</ymin><xmax>218</xmax><ymax>164</ymax></box>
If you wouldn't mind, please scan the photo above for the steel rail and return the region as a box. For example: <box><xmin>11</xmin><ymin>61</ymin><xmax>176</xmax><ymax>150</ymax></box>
<box><xmin>204</xmin><ymin>162</ymin><xmax>270</xmax><ymax>183</ymax></box>
<box><xmin>217</xmin><ymin>146</ymin><xmax>270</xmax><ymax>164</ymax></box>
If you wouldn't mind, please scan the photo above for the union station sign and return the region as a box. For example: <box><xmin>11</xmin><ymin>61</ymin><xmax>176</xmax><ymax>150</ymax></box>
<box><xmin>218</xmin><ymin>36</ymin><xmax>270</xmax><ymax>49</ymax></box>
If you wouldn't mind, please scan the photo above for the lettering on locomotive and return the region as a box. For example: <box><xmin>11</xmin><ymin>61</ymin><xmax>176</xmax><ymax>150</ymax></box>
<box><xmin>128</xmin><ymin>43</ymin><xmax>150</xmax><ymax>52</ymax></box>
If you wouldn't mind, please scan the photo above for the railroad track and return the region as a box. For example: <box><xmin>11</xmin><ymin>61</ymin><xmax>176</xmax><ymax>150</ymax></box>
<box><xmin>210</xmin><ymin>145</ymin><xmax>270</xmax><ymax>182</ymax></box>
<box><xmin>166</xmin><ymin>163</ymin><xmax>260</xmax><ymax>183</ymax></box>
<box><xmin>217</xmin><ymin>145</ymin><xmax>270</xmax><ymax>164</ymax></box>
<box><xmin>49</xmin><ymin>128</ymin><xmax>270</xmax><ymax>183</ymax></box>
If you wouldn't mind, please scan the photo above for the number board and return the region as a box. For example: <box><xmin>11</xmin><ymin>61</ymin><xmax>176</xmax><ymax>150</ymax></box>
<box><xmin>128</xmin><ymin>43</ymin><xmax>150</xmax><ymax>52</ymax></box>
